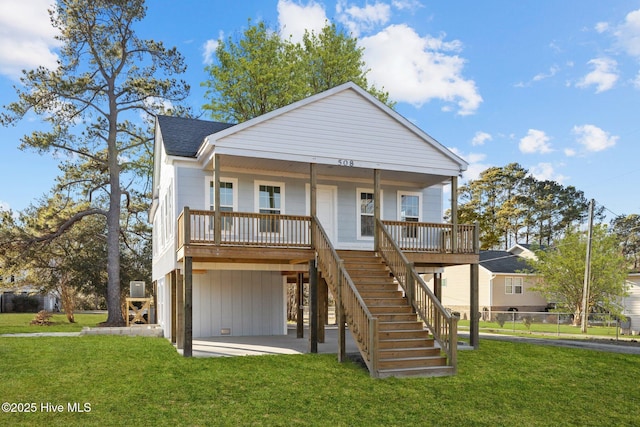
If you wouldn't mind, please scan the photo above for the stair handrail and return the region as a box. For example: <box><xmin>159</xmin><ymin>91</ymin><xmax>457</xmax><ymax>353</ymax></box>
<box><xmin>376</xmin><ymin>219</ymin><xmax>458</xmax><ymax>368</ymax></box>
<box><xmin>312</xmin><ymin>216</ymin><xmax>379</xmax><ymax>375</ymax></box>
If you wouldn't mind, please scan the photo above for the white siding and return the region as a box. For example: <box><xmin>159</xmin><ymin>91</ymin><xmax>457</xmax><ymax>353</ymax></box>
<box><xmin>623</xmin><ymin>276</ymin><xmax>640</xmax><ymax>333</ymax></box>
<box><xmin>215</xmin><ymin>89</ymin><xmax>461</xmax><ymax>176</ymax></box>
<box><xmin>192</xmin><ymin>270</ymin><xmax>286</xmax><ymax>337</ymax></box>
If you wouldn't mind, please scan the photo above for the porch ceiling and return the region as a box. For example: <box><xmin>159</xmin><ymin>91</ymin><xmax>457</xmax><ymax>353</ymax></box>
<box><xmin>207</xmin><ymin>154</ymin><xmax>452</xmax><ymax>187</ymax></box>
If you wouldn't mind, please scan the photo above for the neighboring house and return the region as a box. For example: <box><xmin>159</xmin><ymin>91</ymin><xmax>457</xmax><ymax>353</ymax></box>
<box><xmin>622</xmin><ymin>273</ymin><xmax>640</xmax><ymax>334</ymax></box>
<box><xmin>434</xmin><ymin>244</ymin><xmax>548</xmax><ymax>319</ymax></box>
<box><xmin>150</xmin><ymin>82</ymin><xmax>480</xmax><ymax>377</ymax></box>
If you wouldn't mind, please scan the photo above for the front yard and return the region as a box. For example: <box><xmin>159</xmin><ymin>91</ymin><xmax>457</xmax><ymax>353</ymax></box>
<box><xmin>0</xmin><ymin>334</ymin><xmax>638</xmax><ymax>426</ymax></box>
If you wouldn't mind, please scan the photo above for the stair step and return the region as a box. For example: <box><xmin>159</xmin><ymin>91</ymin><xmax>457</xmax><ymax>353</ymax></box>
<box><xmin>379</xmin><ymin>321</ymin><xmax>425</xmax><ymax>331</ymax></box>
<box><xmin>379</xmin><ymin>338</ymin><xmax>435</xmax><ymax>349</ymax></box>
<box><xmin>379</xmin><ymin>329</ymin><xmax>430</xmax><ymax>340</ymax></box>
<box><xmin>364</xmin><ymin>298</ymin><xmax>408</xmax><ymax>306</ymax></box>
<box><xmin>376</xmin><ymin>313</ymin><xmax>419</xmax><ymax>322</ymax></box>
<box><xmin>379</xmin><ymin>347</ymin><xmax>441</xmax><ymax>359</ymax></box>
<box><xmin>359</xmin><ymin>290</ymin><xmax>403</xmax><ymax>298</ymax></box>
<box><xmin>376</xmin><ymin>366</ymin><xmax>455</xmax><ymax>378</ymax></box>
<box><xmin>378</xmin><ymin>355</ymin><xmax>447</xmax><ymax>370</ymax></box>
<box><xmin>368</xmin><ymin>305</ymin><xmax>414</xmax><ymax>315</ymax></box>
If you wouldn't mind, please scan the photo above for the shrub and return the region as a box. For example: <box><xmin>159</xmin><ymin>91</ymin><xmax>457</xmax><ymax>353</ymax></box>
<box><xmin>30</xmin><ymin>310</ymin><xmax>53</xmax><ymax>326</ymax></box>
<box><xmin>495</xmin><ymin>313</ymin><xmax>510</xmax><ymax>328</ymax></box>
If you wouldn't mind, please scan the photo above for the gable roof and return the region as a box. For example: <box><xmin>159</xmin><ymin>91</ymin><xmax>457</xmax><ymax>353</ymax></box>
<box><xmin>480</xmin><ymin>250</ymin><xmax>534</xmax><ymax>274</ymax></box>
<box><xmin>156</xmin><ymin>115</ymin><xmax>234</xmax><ymax>158</ymax></box>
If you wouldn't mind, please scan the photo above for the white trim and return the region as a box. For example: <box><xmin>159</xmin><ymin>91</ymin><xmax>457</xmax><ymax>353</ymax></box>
<box><xmin>255</xmin><ymin>180</ymin><xmax>286</xmax><ymax>234</ymax></box>
<box><xmin>205</xmin><ymin>176</ymin><xmax>239</xmax><ymax>212</ymax></box>
<box><xmin>306</xmin><ymin>184</ymin><xmax>338</xmax><ymax>244</ymax></box>
<box><xmin>397</xmin><ymin>190</ymin><xmax>422</xmax><ymax>221</ymax></box>
<box><xmin>505</xmin><ymin>277</ymin><xmax>524</xmax><ymax>294</ymax></box>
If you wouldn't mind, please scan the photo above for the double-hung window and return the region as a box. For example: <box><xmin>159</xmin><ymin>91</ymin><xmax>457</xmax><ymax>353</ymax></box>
<box><xmin>208</xmin><ymin>178</ymin><xmax>237</xmax><ymax>233</ymax></box>
<box><xmin>258</xmin><ymin>183</ymin><xmax>282</xmax><ymax>233</ymax></box>
<box><xmin>359</xmin><ymin>191</ymin><xmax>374</xmax><ymax>238</ymax></box>
<box><xmin>399</xmin><ymin>192</ymin><xmax>420</xmax><ymax>238</ymax></box>
<box><xmin>505</xmin><ymin>277</ymin><xmax>523</xmax><ymax>294</ymax></box>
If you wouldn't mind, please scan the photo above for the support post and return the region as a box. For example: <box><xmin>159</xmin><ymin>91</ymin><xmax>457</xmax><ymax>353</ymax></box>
<box><xmin>214</xmin><ymin>154</ymin><xmax>221</xmax><ymax>245</ymax></box>
<box><xmin>183</xmin><ymin>257</ymin><xmax>193</xmax><ymax>357</ymax></box>
<box><xmin>318</xmin><ymin>277</ymin><xmax>328</xmax><ymax>343</ymax></box>
<box><xmin>434</xmin><ymin>272</ymin><xmax>442</xmax><ymax>302</ymax></box>
<box><xmin>170</xmin><ymin>270</ymin><xmax>177</xmax><ymax>344</ymax></box>
<box><xmin>581</xmin><ymin>199</ymin><xmax>595</xmax><ymax>333</ymax></box>
<box><xmin>374</xmin><ymin>169</ymin><xmax>381</xmax><ymax>251</ymax></box>
<box><xmin>470</xmin><ymin>263</ymin><xmax>479</xmax><ymax>349</ymax></box>
<box><xmin>337</xmin><ymin>260</ymin><xmax>345</xmax><ymax>362</ymax></box>
<box><xmin>310</xmin><ymin>163</ymin><xmax>317</xmax><ymax>247</ymax></box>
<box><xmin>309</xmin><ymin>259</ymin><xmax>318</xmax><ymax>353</ymax></box>
<box><xmin>176</xmin><ymin>270</ymin><xmax>184</xmax><ymax>349</ymax></box>
<box><xmin>451</xmin><ymin>176</ymin><xmax>458</xmax><ymax>253</ymax></box>
<box><xmin>296</xmin><ymin>272</ymin><xmax>304</xmax><ymax>339</ymax></box>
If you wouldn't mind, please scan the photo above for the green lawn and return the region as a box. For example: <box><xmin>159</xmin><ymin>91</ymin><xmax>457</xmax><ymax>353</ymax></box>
<box><xmin>0</xmin><ymin>335</ymin><xmax>638</xmax><ymax>426</ymax></box>
<box><xmin>0</xmin><ymin>313</ymin><xmax>106</xmax><ymax>334</ymax></box>
<box><xmin>458</xmin><ymin>319</ymin><xmax>621</xmax><ymax>338</ymax></box>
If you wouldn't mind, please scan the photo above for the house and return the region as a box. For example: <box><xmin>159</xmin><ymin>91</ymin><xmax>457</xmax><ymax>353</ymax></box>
<box><xmin>434</xmin><ymin>244</ymin><xmax>548</xmax><ymax>319</ymax></box>
<box><xmin>622</xmin><ymin>273</ymin><xmax>640</xmax><ymax>334</ymax></box>
<box><xmin>150</xmin><ymin>82</ymin><xmax>480</xmax><ymax>377</ymax></box>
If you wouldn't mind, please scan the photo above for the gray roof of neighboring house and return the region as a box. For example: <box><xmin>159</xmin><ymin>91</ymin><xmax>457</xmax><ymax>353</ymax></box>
<box><xmin>156</xmin><ymin>115</ymin><xmax>235</xmax><ymax>157</ymax></box>
<box><xmin>479</xmin><ymin>250</ymin><xmax>534</xmax><ymax>274</ymax></box>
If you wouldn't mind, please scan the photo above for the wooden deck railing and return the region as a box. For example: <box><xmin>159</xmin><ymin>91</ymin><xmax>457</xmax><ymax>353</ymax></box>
<box><xmin>376</xmin><ymin>219</ymin><xmax>458</xmax><ymax>369</ymax></box>
<box><xmin>313</xmin><ymin>216</ymin><xmax>379</xmax><ymax>375</ymax></box>
<box><xmin>177</xmin><ymin>208</ymin><xmax>311</xmax><ymax>249</ymax></box>
<box><xmin>382</xmin><ymin>220</ymin><xmax>477</xmax><ymax>253</ymax></box>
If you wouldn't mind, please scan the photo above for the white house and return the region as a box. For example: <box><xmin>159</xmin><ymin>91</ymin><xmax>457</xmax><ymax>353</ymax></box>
<box><xmin>149</xmin><ymin>82</ymin><xmax>479</xmax><ymax>377</ymax></box>
<box><xmin>433</xmin><ymin>244</ymin><xmax>548</xmax><ymax>319</ymax></box>
<box><xmin>622</xmin><ymin>273</ymin><xmax>640</xmax><ymax>334</ymax></box>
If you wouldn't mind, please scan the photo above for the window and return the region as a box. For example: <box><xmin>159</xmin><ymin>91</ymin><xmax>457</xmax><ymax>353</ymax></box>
<box><xmin>505</xmin><ymin>277</ymin><xmax>523</xmax><ymax>294</ymax></box>
<box><xmin>399</xmin><ymin>192</ymin><xmax>420</xmax><ymax>238</ymax></box>
<box><xmin>257</xmin><ymin>182</ymin><xmax>283</xmax><ymax>233</ymax></box>
<box><xmin>210</xmin><ymin>180</ymin><xmax>235</xmax><ymax>231</ymax></box>
<box><xmin>359</xmin><ymin>191</ymin><xmax>374</xmax><ymax>237</ymax></box>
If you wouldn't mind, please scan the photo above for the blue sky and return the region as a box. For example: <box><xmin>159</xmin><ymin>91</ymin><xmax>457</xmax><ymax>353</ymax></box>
<box><xmin>1</xmin><ymin>0</ymin><xmax>639</xmax><ymax>220</ymax></box>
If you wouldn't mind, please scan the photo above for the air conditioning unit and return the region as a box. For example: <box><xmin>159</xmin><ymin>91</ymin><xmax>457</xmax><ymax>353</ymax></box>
<box><xmin>129</xmin><ymin>281</ymin><xmax>145</xmax><ymax>298</ymax></box>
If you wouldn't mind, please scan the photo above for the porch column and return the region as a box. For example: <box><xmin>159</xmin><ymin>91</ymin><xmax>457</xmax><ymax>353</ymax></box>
<box><xmin>318</xmin><ymin>277</ymin><xmax>328</xmax><ymax>343</ymax></box>
<box><xmin>309</xmin><ymin>259</ymin><xmax>318</xmax><ymax>353</ymax></box>
<box><xmin>337</xmin><ymin>262</ymin><xmax>346</xmax><ymax>362</ymax></box>
<box><xmin>176</xmin><ymin>270</ymin><xmax>184</xmax><ymax>349</ymax></box>
<box><xmin>183</xmin><ymin>256</ymin><xmax>193</xmax><ymax>357</ymax></box>
<box><xmin>310</xmin><ymin>163</ymin><xmax>317</xmax><ymax>248</ymax></box>
<box><xmin>434</xmin><ymin>273</ymin><xmax>442</xmax><ymax>302</ymax></box>
<box><xmin>470</xmin><ymin>263</ymin><xmax>479</xmax><ymax>349</ymax></box>
<box><xmin>170</xmin><ymin>270</ymin><xmax>177</xmax><ymax>344</ymax></box>
<box><xmin>214</xmin><ymin>154</ymin><xmax>221</xmax><ymax>245</ymax></box>
<box><xmin>451</xmin><ymin>176</ymin><xmax>458</xmax><ymax>253</ymax></box>
<box><xmin>373</xmin><ymin>169</ymin><xmax>381</xmax><ymax>251</ymax></box>
<box><xmin>296</xmin><ymin>272</ymin><xmax>304</xmax><ymax>339</ymax></box>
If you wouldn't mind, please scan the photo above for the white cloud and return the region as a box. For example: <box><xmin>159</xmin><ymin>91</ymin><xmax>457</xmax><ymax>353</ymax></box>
<box><xmin>564</xmin><ymin>148</ymin><xmax>577</xmax><ymax>157</ymax></box>
<box><xmin>337</xmin><ymin>1</ymin><xmax>391</xmax><ymax>36</ymax></box>
<box><xmin>391</xmin><ymin>0</ymin><xmax>423</xmax><ymax>12</ymax></box>
<box><xmin>572</xmin><ymin>124</ymin><xmax>618</xmax><ymax>152</ymax></box>
<box><xmin>278</xmin><ymin>0</ymin><xmax>328</xmax><ymax>43</ymax></box>
<box><xmin>576</xmin><ymin>57</ymin><xmax>618</xmax><ymax>93</ymax></box>
<box><xmin>471</xmin><ymin>131</ymin><xmax>492</xmax><ymax>146</ymax></box>
<box><xmin>634</xmin><ymin>70</ymin><xmax>640</xmax><ymax>89</ymax></box>
<box><xmin>595</xmin><ymin>22</ymin><xmax>609</xmax><ymax>34</ymax></box>
<box><xmin>202</xmin><ymin>34</ymin><xmax>223</xmax><ymax>65</ymax></box>
<box><xmin>519</xmin><ymin>129</ymin><xmax>552</xmax><ymax>154</ymax></box>
<box><xmin>529</xmin><ymin>163</ymin><xmax>567</xmax><ymax>183</ymax></box>
<box><xmin>360</xmin><ymin>24</ymin><xmax>482</xmax><ymax>115</ymax></box>
<box><xmin>0</xmin><ymin>0</ymin><xmax>60</xmax><ymax>78</ymax></box>
<box><xmin>0</xmin><ymin>200</ymin><xmax>10</xmax><ymax>211</ymax></box>
<box><xmin>613</xmin><ymin>9</ymin><xmax>640</xmax><ymax>59</ymax></box>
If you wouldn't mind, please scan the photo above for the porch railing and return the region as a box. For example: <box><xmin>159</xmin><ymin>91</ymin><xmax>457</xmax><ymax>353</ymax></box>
<box><xmin>382</xmin><ymin>220</ymin><xmax>477</xmax><ymax>253</ymax></box>
<box><xmin>177</xmin><ymin>208</ymin><xmax>312</xmax><ymax>249</ymax></box>
<box><xmin>376</xmin><ymin>219</ymin><xmax>458</xmax><ymax>369</ymax></box>
<box><xmin>313</xmin><ymin>216</ymin><xmax>379</xmax><ymax>376</ymax></box>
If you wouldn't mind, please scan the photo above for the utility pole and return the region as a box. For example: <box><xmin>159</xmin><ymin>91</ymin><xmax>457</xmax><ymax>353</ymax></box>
<box><xmin>581</xmin><ymin>199</ymin><xmax>594</xmax><ymax>333</ymax></box>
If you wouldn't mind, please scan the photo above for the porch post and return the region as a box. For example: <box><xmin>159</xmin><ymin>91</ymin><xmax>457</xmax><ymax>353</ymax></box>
<box><xmin>470</xmin><ymin>263</ymin><xmax>479</xmax><ymax>349</ymax></box>
<box><xmin>434</xmin><ymin>272</ymin><xmax>442</xmax><ymax>302</ymax></box>
<box><xmin>296</xmin><ymin>272</ymin><xmax>304</xmax><ymax>339</ymax></box>
<box><xmin>374</xmin><ymin>169</ymin><xmax>381</xmax><ymax>251</ymax></box>
<box><xmin>183</xmin><ymin>256</ymin><xmax>193</xmax><ymax>357</ymax></box>
<box><xmin>176</xmin><ymin>270</ymin><xmax>184</xmax><ymax>349</ymax></box>
<box><xmin>214</xmin><ymin>154</ymin><xmax>221</xmax><ymax>245</ymax></box>
<box><xmin>310</xmin><ymin>163</ymin><xmax>317</xmax><ymax>248</ymax></box>
<box><xmin>309</xmin><ymin>259</ymin><xmax>318</xmax><ymax>353</ymax></box>
<box><xmin>170</xmin><ymin>270</ymin><xmax>177</xmax><ymax>344</ymax></box>
<box><xmin>451</xmin><ymin>176</ymin><xmax>458</xmax><ymax>253</ymax></box>
<box><xmin>318</xmin><ymin>277</ymin><xmax>328</xmax><ymax>343</ymax></box>
<box><xmin>337</xmin><ymin>260</ymin><xmax>345</xmax><ymax>362</ymax></box>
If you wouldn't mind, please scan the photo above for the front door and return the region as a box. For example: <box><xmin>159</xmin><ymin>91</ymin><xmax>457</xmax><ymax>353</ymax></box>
<box><xmin>310</xmin><ymin>185</ymin><xmax>337</xmax><ymax>245</ymax></box>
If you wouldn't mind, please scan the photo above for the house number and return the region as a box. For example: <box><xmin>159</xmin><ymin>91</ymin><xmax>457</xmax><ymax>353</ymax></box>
<box><xmin>338</xmin><ymin>159</ymin><xmax>354</xmax><ymax>167</ymax></box>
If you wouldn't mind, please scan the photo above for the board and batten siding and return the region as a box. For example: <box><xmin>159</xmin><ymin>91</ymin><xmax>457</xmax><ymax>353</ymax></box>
<box><xmin>214</xmin><ymin>89</ymin><xmax>461</xmax><ymax>176</ymax></box>
<box><xmin>192</xmin><ymin>270</ymin><xmax>287</xmax><ymax>337</ymax></box>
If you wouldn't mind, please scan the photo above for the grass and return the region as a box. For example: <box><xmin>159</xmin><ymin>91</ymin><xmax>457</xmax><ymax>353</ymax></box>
<box><xmin>0</xmin><ymin>313</ymin><xmax>106</xmax><ymax>334</ymax></box>
<box><xmin>458</xmin><ymin>319</ymin><xmax>622</xmax><ymax>338</ymax></box>
<box><xmin>0</xmin><ymin>335</ymin><xmax>639</xmax><ymax>426</ymax></box>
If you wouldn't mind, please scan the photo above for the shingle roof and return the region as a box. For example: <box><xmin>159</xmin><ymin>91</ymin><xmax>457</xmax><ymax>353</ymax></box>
<box><xmin>479</xmin><ymin>250</ymin><xmax>534</xmax><ymax>274</ymax></box>
<box><xmin>156</xmin><ymin>115</ymin><xmax>235</xmax><ymax>157</ymax></box>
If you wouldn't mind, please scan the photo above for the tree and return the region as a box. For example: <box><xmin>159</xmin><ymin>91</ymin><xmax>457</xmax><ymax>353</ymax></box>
<box><xmin>202</xmin><ymin>20</ymin><xmax>392</xmax><ymax>123</ymax></box>
<box><xmin>527</xmin><ymin>225</ymin><xmax>628</xmax><ymax>326</ymax></box>
<box><xmin>1</xmin><ymin>0</ymin><xmax>188</xmax><ymax>325</ymax></box>
<box><xmin>611</xmin><ymin>214</ymin><xmax>640</xmax><ymax>271</ymax></box>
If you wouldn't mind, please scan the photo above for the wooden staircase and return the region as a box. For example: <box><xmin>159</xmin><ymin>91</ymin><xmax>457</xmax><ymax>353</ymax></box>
<box><xmin>337</xmin><ymin>250</ymin><xmax>455</xmax><ymax>377</ymax></box>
